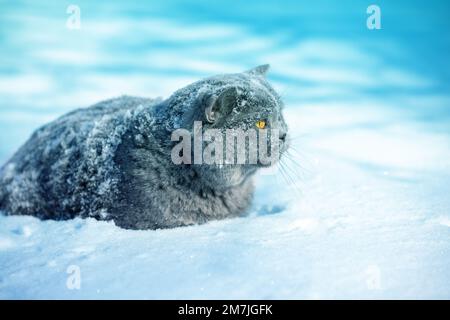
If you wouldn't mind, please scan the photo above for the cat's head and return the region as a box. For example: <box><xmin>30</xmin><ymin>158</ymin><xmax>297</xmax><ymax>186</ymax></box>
<box><xmin>166</xmin><ymin>65</ymin><xmax>289</xmax><ymax>188</ymax></box>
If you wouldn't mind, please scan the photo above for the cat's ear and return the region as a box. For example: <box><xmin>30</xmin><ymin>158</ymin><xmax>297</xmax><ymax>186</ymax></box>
<box><xmin>245</xmin><ymin>64</ymin><xmax>270</xmax><ymax>78</ymax></box>
<box><xmin>205</xmin><ymin>87</ymin><xmax>238</xmax><ymax>123</ymax></box>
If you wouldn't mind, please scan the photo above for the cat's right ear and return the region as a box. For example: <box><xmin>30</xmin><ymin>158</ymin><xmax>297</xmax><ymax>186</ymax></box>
<box><xmin>245</xmin><ymin>64</ymin><xmax>270</xmax><ymax>78</ymax></box>
<box><xmin>205</xmin><ymin>87</ymin><xmax>238</xmax><ymax>123</ymax></box>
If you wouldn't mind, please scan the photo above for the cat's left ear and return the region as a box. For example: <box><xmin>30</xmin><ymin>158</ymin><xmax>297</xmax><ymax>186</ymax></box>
<box><xmin>205</xmin><ymin>87</ymin><xmax>238</xmax><ymax>123</ymax></box>
<box><xmin>245</xmin><ymin>64</ymin><xmax>270</xmax><ymax>78</ymax></box>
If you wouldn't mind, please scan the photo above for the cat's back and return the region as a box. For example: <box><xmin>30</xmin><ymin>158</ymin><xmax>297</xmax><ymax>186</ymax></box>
<box><xmin>0</xmin><ymin>95</ymin><xmax>159</xmax><ymax>218</ymax></box>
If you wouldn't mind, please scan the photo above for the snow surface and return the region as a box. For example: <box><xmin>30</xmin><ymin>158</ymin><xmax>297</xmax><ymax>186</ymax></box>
<box><xmin>1</xmin><ymin>0</ymin><xmax>450</xmax><ymax>299</ymax></box>
<box><xmin>1</xmin><ymin>101</ymin><xmax>450</xmax><ymax>299</ymax></box>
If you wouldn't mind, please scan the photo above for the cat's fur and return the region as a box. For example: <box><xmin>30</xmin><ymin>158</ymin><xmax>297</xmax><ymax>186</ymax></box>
<box><xmin>0</xmin><ymin>65</ymin><xmax>288</xmax><ymax>229</ymax></box>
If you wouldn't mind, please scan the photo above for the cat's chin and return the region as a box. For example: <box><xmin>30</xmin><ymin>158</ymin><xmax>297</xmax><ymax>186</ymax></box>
<box><xmin>197</xmin><ymin>164</ymin><xmax>257</xmax><ymax>189</ymax></box>
<box><xmin>257</xmin><ymin>161</ymin><xmax>277</xmax><ymax>168</ymax></box>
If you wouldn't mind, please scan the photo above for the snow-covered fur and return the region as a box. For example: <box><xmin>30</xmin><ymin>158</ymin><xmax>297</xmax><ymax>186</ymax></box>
<box><xmin>0</xmin><ymin>65</ymin><xmax>288</xmax><ymax>229</ymax></box>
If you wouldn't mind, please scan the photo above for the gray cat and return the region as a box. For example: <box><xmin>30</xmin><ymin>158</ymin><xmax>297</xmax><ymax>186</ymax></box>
<box><xmin>0</xmin><ymin>65</ymin><xmax>288</xmax><ymax>230</ymax></box>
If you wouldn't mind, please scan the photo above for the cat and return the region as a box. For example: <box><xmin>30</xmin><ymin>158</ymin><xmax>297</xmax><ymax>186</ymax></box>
<box><xmin>0</xmin><ymin>65</ymin><xmax>289</xmax><ymax>230</ymax></box>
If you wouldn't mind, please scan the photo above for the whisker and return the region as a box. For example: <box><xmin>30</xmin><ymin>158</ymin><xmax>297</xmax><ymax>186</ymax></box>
<box><xmin>282</xmin><ymin>157</ymin><xmax>304</xmax><ymax>181</ymax></box>
<box><xmin>276</xmin><ymin>163</ymin><xmax>297</xmax><ymax>201</ymax></box>
<box><xmin>279</xmin><ymin>159</ymin><xmax>303</xmax><ymax>197</ymax></box>
<box><xmin>283</xmin><ymin>151</ymin><xmax>306</xmax><ymax>172</ymax></box>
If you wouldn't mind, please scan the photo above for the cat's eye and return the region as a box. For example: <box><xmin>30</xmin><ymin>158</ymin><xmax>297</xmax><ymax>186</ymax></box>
<box><xmin>255</xmin><ymin>120</ymin><xmax>266</xmax><ymax>129</ymax></box>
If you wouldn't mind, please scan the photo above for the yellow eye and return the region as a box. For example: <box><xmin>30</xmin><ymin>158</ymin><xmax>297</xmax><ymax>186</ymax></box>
<box><xmin>256</xmin><ymin>120</ymin><xmax>266</xmax><ymax>129</ymax></box>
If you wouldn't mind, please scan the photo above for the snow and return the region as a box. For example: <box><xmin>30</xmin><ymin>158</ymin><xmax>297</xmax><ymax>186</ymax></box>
<box><xmin>1</xmin><ymin>0</ymin><xmax>450</xmax><ymax>300</ymax></box>
<box><xmin>1</xmin><ymin>101</ymin><xmax>449</xmax><ymax>299</ymax></box>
